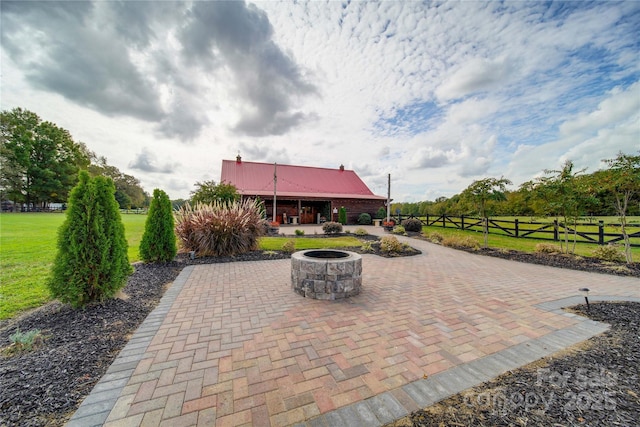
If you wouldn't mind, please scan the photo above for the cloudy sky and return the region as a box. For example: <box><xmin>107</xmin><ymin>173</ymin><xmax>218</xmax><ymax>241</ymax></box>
<box><xmin>1</xmin><ymin>1</ymin><xmax>638</xmax><ymax>201</ymax></box>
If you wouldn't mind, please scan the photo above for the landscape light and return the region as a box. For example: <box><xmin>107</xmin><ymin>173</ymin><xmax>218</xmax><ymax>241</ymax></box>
<box><xmin>579</xmin><ymin>287</ymin><xmax>590</xmax><ymax>311</ymax></box>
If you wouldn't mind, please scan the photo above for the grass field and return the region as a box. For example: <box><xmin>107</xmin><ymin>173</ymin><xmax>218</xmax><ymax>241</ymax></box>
<box><xmin>0</xmin><ymin>213</ymin><xmax>147</xmax><ymax>320</ymax></box>
<box><xmin>421</xmin><ymin>224</ymin><xmax>640</xmax><ymax>258</ymax></box>
<box><xmin>421</xmin><ymin>215</ymin><xmax>640</xmax><ymax>247</ymax></box>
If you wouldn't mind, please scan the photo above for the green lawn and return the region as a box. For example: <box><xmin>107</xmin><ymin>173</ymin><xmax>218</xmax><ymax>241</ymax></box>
<box><xmin>421</xmin><ymin>224</ymin><xmax>640</xmax><ymax>259</ymax></box>
<box><xmin>422</xmin><ymin>215</ymin><xmax>640</xmax><ymax>247</ymax></box>
<box><xmin>0</xmin><ymin>213</ymin><xmax>147</xmax><ymax>320</ymax></box>
<box><xmin>259</xmin><ymin>236</ymin><xmax>363</xmax><ymax>251</ymax></box>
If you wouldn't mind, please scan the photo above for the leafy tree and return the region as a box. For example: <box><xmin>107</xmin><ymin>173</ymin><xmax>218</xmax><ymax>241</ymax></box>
<box><xmin>461</xmin><ymin>177</ymin><xmax>512</xmax><ymax>248</ymax></box>
<box><xmin>171</xmin><ymin>198</ymin><xmax>188</xmax><ymax>210</ymax></box>
<box><xmin>48</xmin><ymin>171</ymin><xmax>132</xmax><ymax>307</ymax></box>
<box><xmin>140</xmin><ymin>189</ymin><xmax>177</xmax><ymax>262</ymax></box>
<box><xmin>115</xmin><ymin>190</ymin><xmax>132</xmax><ymax>210</ymax></box>
<box><xmin>87</xmin><ymin>155</ymin><xmax>148</xmax><ymax>209</ymax></box>
<box><xmin>0</xmin><ymin>107</ymin><xmax>89</xmax><ymax>209</ymax></box>
<box><xmin>535</xmin><ymin>160</ymin><xmax>593</xmax><ymax>254</ymax></box>
<box><xmin>190</xmin><ymin>180</ymin><xmax>240</xmax><ymax>205</ymax></box>
<box><xmin>600</xmin><ymin>152</ymin><xmax>640</xmax><ymax>263</ymax></box>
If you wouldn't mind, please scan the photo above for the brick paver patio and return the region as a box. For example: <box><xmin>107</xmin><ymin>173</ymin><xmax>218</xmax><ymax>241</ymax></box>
<box><xmin>68</xmin><ymin>226</ymin><xmax>640</xmax><ymax>426</ymax></box>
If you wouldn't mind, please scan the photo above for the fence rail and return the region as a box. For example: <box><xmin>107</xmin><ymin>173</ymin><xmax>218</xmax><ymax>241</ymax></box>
<box><xmin>394</xmin><ymin>214</ymin><xmax>640</xmax><ymax>247</ymax></box>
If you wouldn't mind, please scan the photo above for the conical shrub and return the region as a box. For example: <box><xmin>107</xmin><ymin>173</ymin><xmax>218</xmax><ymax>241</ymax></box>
<box><xmin>47</xmin><ymin>171</ymin><xmax>132</xmax><ymax>307</ymax></box>
<box><xmin>140</xmin><ymin>188</ymin><xmax>177</xmax><ymax>262</ymax></box>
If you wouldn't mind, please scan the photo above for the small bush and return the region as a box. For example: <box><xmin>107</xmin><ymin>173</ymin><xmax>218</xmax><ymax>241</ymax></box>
<box><xmin>354</xmin><ymin>228</ymin><xmax>368</xmax><ymax>236</ymax></box>
<box><xmin>322</xmin><ymin>221</ymin><xmax>343</xmax><ymax>234</ymax></box>
<box><xmin>358</xmin><ymin>213</ymin><xmax>372</xmax><ymax>225</ymax></box>
<box><xmin>295</xmin><ymin>229</ymin><xmax>305</xmax><ymax>236</ymax></box>
<box><xmin>442</xmin><ymin>235</ymin><xmax>480</xmax><ymax>250</ymax></box>
<box><xmin>592</xmin><ymin>245</ymin><xmax>625</xmax><ymax>262</ymax></box>
<box><xmin>174</xmin><ymin>199</ymin><xmax>266</xmax><ymax>257</ymax></box>
<box><xmin>375</xmin><ymin>207</ymin><xmax>387</xmax><ymax>219</ymax></box>
<box><xmin>402</xmin><ymin>218</ymin><xmax>422</xmax><ymax>232</ymax></box>
<box><xmin>8</xmin><ymin>328</ymin><xmax>43</xmax><ymax>353</ymax></box>
<box><xmin>392</xmin><ymin>225</ymin><xmax>406</xmax><ymax>234</ymax></box>
<box><xmin>140</xmin><ymin>188</ymin><xmax>177</xmax><ymax>262</ymax></box>
<box><xmin>426</xmin><ymin>231</ymin><xmax>444</xmax><ymax>243</ymax></box>
<box><xmin>380</xmin><ymin>235</ymin><xmax>406</xmax><ymax>253</ymax></box>
<box><xmin>282</xmin><ymin>239</ymin><xmax>296</xmax><ymax>253</ymax></box>
<box><xmin>360</xmin><ymin>242</ymin><xmax>374</xmax><ymax>252</ymax></box>
<box><xmin>535</xmin><ymin>243</ymin><xmax>562</xmax><ymax>254</ymax></box>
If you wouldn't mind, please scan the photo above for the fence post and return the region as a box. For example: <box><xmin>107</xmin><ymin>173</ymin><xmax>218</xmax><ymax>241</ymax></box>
<box><xmin>598</xmin><ymin>220</ymin><xmax>604</xmax><ymax>245</ymax></box>
<box><xmin>426</xmin><ymin>214</ymin><xmax>429</xmax><ymax>225</ymax></box>
<box><xmin>461</xmin><ymin>215</ymin><xmax>465</xmax><ymax>230</ymax></box>
<box><xmin>553</xmin><ymin>219</ymin><xmax>559</xmax><ymax>241</ymax></box>
<box><xmin>514</xmin><ymin>218</ymin><xmax>519</xmax><ymax>238</ymax></box>
<box><xmin>442</xmin><ymin>215</ymin><xmax>446</xmax><ymax>228</ymax></box>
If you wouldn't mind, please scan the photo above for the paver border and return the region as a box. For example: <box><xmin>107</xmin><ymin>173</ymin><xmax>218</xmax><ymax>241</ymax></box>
<box><xmin>66</xmin><ymin>260</ymin><xmax>640</xmax><ymax>427</ymax></box>
<box><xmin>67</xmin><ymin>266</ymin><xmax>195</xmax><ymax>427</ymax></box>
<box><xmin>298</xmin><ymin>295</ymin><xmax>640</xmax><ymax>427</ymax></box>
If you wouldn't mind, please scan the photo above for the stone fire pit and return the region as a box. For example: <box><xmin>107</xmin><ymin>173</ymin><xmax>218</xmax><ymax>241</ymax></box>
<box><xmin>291</xmin><ymin>249</ymin><xmax>362</xmax><ymax>300</ymax></box>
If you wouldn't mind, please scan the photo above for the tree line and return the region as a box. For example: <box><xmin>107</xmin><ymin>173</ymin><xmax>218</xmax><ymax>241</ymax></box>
<box><xmin>392</xmin><ymin>155</ymin><xmax>640</xmax><ymax>219</ymax></box>
<box><xmin>1</xmin><ymin>108</ymin><xmax>149</xmax><ymax>211</ymax></box>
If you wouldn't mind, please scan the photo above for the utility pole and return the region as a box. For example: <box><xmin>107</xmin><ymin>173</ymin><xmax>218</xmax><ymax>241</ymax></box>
<box><xmin>386</xmin><ymin>173</ymin><xmax>391</xmax><ymax>223</ymax></box>
<box><xmin>273</xmin><ymin>162</ymin><xmax>277</xmax><ymax>223</ymax></box>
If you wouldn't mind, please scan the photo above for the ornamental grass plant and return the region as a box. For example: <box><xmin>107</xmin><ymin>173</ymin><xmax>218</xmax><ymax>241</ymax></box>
<box><xmin>174</xmin><ymin>199</ymin><xmax>266</xmax><ymax>257</ymax></box>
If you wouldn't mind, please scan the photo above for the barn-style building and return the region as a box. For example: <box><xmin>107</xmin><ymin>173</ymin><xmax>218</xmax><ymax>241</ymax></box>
<box><xmin>220</xmin><ymin>156</ymin><xmax>387</xmax><ymax>225</ymax></box>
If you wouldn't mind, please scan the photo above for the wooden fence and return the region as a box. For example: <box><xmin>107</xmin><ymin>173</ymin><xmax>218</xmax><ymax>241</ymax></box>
<box><xmin>394</xmin><ymin>214</ymin><xmax>640</xmax><ymax>247</ymax></box>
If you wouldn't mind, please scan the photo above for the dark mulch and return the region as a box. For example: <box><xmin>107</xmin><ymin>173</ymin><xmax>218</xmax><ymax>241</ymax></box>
<box><xmin>474</xmin><ymin>247</ymin><xmax>640</xmax><ymax>278</ymax></box>
<box><xmin>0</xmin><ymin>262</ymin><xmax>183</xmax><ymax>426</ymax></box>
<box><xmin>0</xmin><ymin>238</ymin><xmax>636</xmax><ymax>426</ymax></box>
<box><xmin>386</xmin><ymin>302</ymin><xmax>640</xmax><ymax>427</ymax></box>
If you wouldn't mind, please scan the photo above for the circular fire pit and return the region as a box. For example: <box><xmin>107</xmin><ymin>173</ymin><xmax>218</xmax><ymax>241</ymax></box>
<box><xmin>291</xmin><ymin>249</ymin><xmax>362</xmax><ymax>300</ymax></box>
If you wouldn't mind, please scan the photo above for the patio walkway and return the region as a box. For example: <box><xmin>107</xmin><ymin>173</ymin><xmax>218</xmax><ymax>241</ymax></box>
<box><xmin>68</xmin><ymin>226</ymin><xmax>640</xmax><ymax>426</ymax></box>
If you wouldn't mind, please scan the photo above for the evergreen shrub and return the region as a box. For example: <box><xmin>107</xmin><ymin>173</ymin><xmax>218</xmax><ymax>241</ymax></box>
<box><xmin>338</xmin><ymin>207</ymin><xmax>347</xmax><ymax>225</ymax></box>
<box><xmin>140</xmin><ymin>188</ymin><xmax>177</xmax><ymax>262</ymax></box>
<box><xmin>358</xmin><ymin>213</ymin><xmax>372</xmax><ymax>225</ymax></box>
<box><xmin>402</xmin><ymin>218</ymin><xmax>422</xmax><ymax>232</ymax></box>
<box><xmin>48</xmin><ymin>171</ymin><xmax>132</xmax><ymax>308</ymax></box>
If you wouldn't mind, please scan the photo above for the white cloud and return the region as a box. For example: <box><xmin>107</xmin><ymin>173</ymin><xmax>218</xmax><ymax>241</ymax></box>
<box><xmin>1</xmin><ymin>1</ymin><xmax>638</xmax><ymax>200</ymax></box>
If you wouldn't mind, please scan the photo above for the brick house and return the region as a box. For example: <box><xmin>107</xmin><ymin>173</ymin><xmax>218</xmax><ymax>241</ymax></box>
<box><xmin>220</xmin><ymin>156</ymin><xmax>387</xmax><ymax>225</ymax></box>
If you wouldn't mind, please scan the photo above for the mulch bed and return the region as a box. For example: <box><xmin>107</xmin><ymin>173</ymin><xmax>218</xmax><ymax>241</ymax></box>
<box><xmin>0</xmin><ymin>238</ymin><xmax>637</xmax><ymax>426</ymax></box>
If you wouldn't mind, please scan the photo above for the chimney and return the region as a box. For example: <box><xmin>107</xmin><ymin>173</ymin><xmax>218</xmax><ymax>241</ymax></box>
<box><xmin>236</xmin><ymin>153</ymin><xmax>242</xmax><ymax>163</ymax></box>
<box><xmin>339</xmin><ymin>164</ymin><xmax>344</xmax><ymax>171</ymax></box>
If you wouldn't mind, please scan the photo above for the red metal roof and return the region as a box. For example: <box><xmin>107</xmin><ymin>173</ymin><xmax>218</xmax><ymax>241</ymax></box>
<box><xmin>221</xmin><ymin>160</ymin><xmax>386</xmax><ymax>200</ymax></box>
